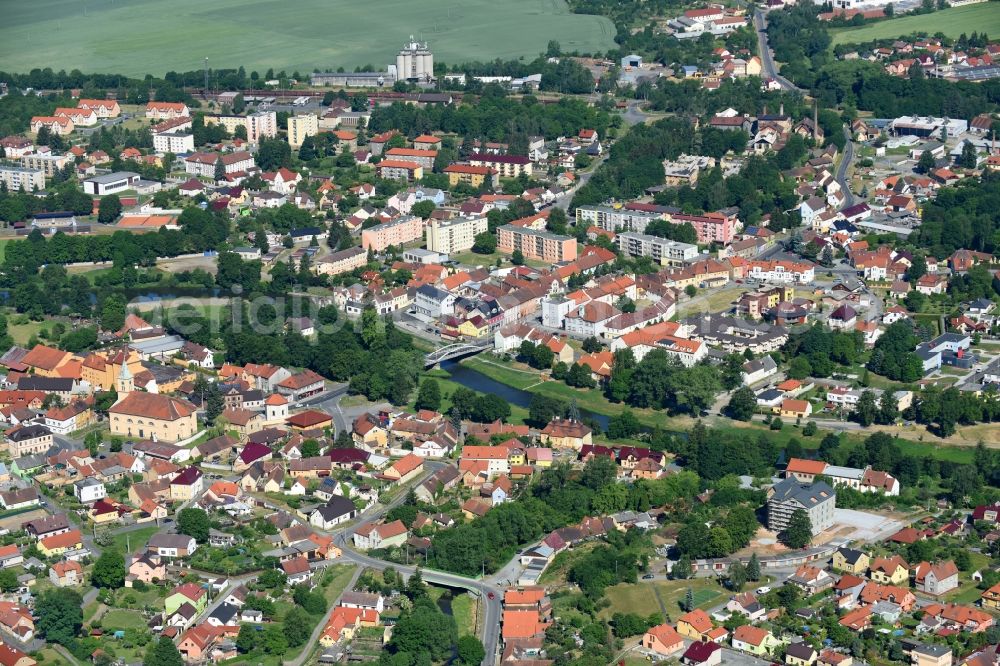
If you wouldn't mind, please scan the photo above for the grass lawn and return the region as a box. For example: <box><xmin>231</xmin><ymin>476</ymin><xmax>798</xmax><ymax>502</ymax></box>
<box><xmin>320</xmin><ymin>564</ymin><xmax>358</xmax><ymax>606</ymax></box>
<box><xmin>0</xmin><ymin>0</ymin><xmax>616</xmax><ymax>76</ymax></box>
<box><xmin>451</xmin><ymin>592</ymin><xmax>480</xmax><ymax>638</ymax></box>
<box><xmin>101</xmin><ymin>608</ymin><xmax>149</xmax><ymax>631</ymax></box>
<box><xmin>830</xmin><ymin>4</ymin><xmax>1000</xmax><ymax>45</ymax></box>
<box><xmin>106</xmin><ymin>525</ymin><xmax>161</xmax><ymax>554</ymax></box>
<box><xmin>677</xmin><ymin>286</ymin><xmax>744</xmax><ymax>319</ymax></box>
<box><xmin>600</xmin><ymin>578</ymin><xmax>726</xmax><ymax>621</ymax></box>
<box><xmin>8</xmin><ymin>319</ymin><xmax>47</xmax><ymax>346</ymax></box>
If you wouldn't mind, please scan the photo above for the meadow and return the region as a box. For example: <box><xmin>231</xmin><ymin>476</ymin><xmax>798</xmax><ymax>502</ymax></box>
<box><xmin>0</xmin><ymin>0</ymin><xmax>616</xmax><ymax>77</ymax></box>
<box><xmin>831</xmin><ymin>4</ymin><xmax>1000</xmax><ymax>46</ymax></box>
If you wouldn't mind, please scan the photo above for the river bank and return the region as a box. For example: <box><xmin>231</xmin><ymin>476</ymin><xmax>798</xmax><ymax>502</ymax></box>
<box><xmin>443</xmin><ymin>355</ymin><xmax>975</xmax><ymax>464</ymax></box>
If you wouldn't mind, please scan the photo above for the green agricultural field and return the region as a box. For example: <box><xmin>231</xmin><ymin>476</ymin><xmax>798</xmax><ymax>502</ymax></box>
<box><xmin>831</xmin><ymin>4</ymin><xmax>1000</xmax><ymax>46</ymax></box>
<box><xmin>0</xmin><ymin>0</ymin><xmax>617</xmax><ymax>77</ymax></box>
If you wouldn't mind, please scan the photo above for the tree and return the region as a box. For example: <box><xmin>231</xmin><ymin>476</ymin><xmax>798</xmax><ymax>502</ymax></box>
<box><xmin>672</xmin><ymin>555</ymin><xmax>692</xmax><ymax>579</ymax></box>
<box><xmin>263</xmin><ymin>624</ymin><xmax>288</xmax><ymax>654</ymax></box>
<box><xmin>236</xmin><ymin>624</ymin><xmax>258</xmax><ymax>653</ymax></box>
<box><xmin>146</xmin><ymin>635</ymin><xmax>184</xmax><ymax>666</ymax></box>
<box><xmin>301</xmin><ymin>439</ymin><xmax>321</xmax><ymax>457</ymax></box>
<box><xmin>684</xmin><ymin>587</ymin><xmax>694</xmax><ymax>612</ymax></box>
<box><xmin>284</xmin><ymin>606</ymin><xmax>311</xmax><ymax>646</ymax></box>
<box><xmin>36</xmin><ymin>588</ymin><xmax>83</xmax><ymax>644</ymax></box>
<box><xmin>685</xmin><ymin>285</ymin><xmax>697</xmax><ymax>298</ymax></box>
<box><xmin>472</xmin><ymin>232</ymin><xmax>497</xmax><ymax>254</ymax></box>
<box><xmin>878</xmin><ymin>391</ymin><xmax>899</xmax><ymax>424</ymax></box>
<box><xmin>98</xmin><ymin>194</ymin><xmax>122</xmax><ymax>224</ymax></box>
<box><xmin>258</xmin><ymin>569</ymin><xmax>287</xmax><ymax>589</ymax></box>
<box><xmin>959</xmin><ymin>141</ymin><xmax>979</xmax><ymax>169</ymax></box>
<box><xmin>781</xmin><ymin>509</ymin><xmax>813</xmax><ymax>549</ymax></box>
<box><xmin>511</xmin><ymin>249</ymin><xmax>525</xmax><ymax>265</ymax></box>
<box><xmin>214</xmin><ymin>156</ymin><xmax>226</xmax><ymax>181</ymax></box>
<box><xmin>457</xmin><ymin>635</ymin><xmax>486</xmax><ymax>665</ymax></box>
<box><xmin>411</xmin><ymin>200</ymin><xmax>436</xmax><ymax>219</ymax></box>
<box><xmin>0</xmin><ymin>569</ymin><xmax>17</xmax><ymax>592</ymax></box>
<box><xmin>92</xmin><ymin>549</ymin><xmax>126</xmax><ymax>588</ymax></box>
<box><xmin>178</xmin><ymin>507</ymin><xmax>210</xmax><ymax>543</ymax></box>
<box><xmin>100</xmin><ymin>293</ymin><xmax>127</xmax><ymax>332</ymax></box>
<box><xmin>856</xmin><ymin>390</ymin><xmax>878</xmax><ymax>426</ymax></box>
<box><xmin>257</xmin><ymin>139</ymin><xmax>293</xmax><ymax>171</ymax></box>
<box><xmin>728</xmin><ymin>560</ymin><xmax>748</xmax><ymax>591</ymax></box>
<box><xmin>747</xmin><ymin>553</ymin><xmax>761</xmax><ymax>581</ymax></box>
<box><xmin>415</xmin><ymin>378</ymin><xmax>442</xmax><ymax>412</ymax></box>
<box><xmin>726</xmin><ymin>386</ymin><xmax>756</xmax><ymax>421</ymax></box>
<box><xmin>917</xmin><ymin>150</ymin><xmax>936</xmax><ymax>174</ymax></box>
<box><xmin>582</xmin><ymin>336</ymin><xmax>603</xmax><ymax>354</ymax></box>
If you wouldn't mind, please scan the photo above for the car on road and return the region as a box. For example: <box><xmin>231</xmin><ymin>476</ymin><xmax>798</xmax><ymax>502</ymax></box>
<box><xmin>756</xmin><ymin>586</ymin><xmax>771</xmax><ymax>594</ymax></box>
<box><xmin>642</xmin><ymin>574</ymin><xmax>655</xmax><ymax>579</ymax></box>
<box><xmin>487</xmin><ymin>592</ymin><xmax>495</xmax><ymax>600</ymax></box>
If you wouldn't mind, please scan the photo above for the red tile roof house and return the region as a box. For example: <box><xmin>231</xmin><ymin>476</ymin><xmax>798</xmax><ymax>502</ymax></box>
<box><xmin>682</xmin><ymin>640</ymin><xmax>722</xmax><ymax>666</ymax></box>
<box><xmin>275</xmin><ymin>369</ymin><xmax>325</xmax><ymax>402</ymax></box>
<box><xmin>281</xmin><ymin>556</ymin><xmax>313</xmax><ymax>584</ymax></box>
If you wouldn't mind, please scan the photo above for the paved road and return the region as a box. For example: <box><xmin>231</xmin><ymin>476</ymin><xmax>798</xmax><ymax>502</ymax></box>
<box><xmin>284</xmin><ymin>566</ymin><xmax>363</xmax><ymax>666</ymax></box>
<box><xmin>836</xmin><ymin>126</ymin><xmax>856</xmax><ymax>209</ymax></box>
<box><xmin>308</xmin><ymin>463</ymin><xmax>504</xmax><ymax>666</ymax></box>
<box><xmin>300</xmin><ymin>383</ymin><xmax>350</xmax><ymax>434</ymax></box>
<box><xmin>752</xmin><ymin>9</ymin><xmax>800</xmax><ymax>92</ymax></box>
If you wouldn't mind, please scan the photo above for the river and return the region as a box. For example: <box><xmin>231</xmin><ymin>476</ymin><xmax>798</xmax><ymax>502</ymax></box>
<box><xmin>440</xmin><ymin>359</ymin><xmax>611</xmax><ymax>430</ymax></box>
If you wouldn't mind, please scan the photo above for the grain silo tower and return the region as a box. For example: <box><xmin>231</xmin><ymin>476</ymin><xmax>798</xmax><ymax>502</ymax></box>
<box><xmin>395</xmin><ymin>37</ymin><xmax>434</xmax><ymax>82</ymax></box>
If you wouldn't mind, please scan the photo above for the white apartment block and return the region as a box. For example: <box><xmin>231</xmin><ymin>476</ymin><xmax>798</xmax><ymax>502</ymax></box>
<box><xmin>616</xmin><ymin>231</ymin><xmax>698</xmax><ymax>266</ymax></box>
<box><xmin>21</xmin><ymin>153</ymin><xmax>68</xmax><ymax>177</ymax></box>
<box><xmin>287</xmin><ymin>114</ymin><xmax>319</xmax><ymax>149</ymax></box>
<box><xmin>153</xmin><ymin>131</ymin><xmax>195</xmax><ymax>155</ymax></box>
<box><xmin>247</xmin><ymin>111</ymin><xmax>278</xmax><ymax>142</ymax></box>
<box><xmin>425</xmin><ymin>217</ymin><xmax>488</xmax><ymax>254</ymax></box>
<box><xmin>575</xmin><ymin>205</ymin><xmax>661</xmax><ymax>234</ymax></box>
<box><xmin>0</xmin><ymin>165</ymin><xmax>45</xmax><ymax>192</ymax></box>
<box><xmin>206</xmin><ymin>111</ymin><xmax>277</xmax><ymax>143</ymax></box>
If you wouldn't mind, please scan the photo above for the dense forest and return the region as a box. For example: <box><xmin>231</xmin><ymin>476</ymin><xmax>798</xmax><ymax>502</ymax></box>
<box><xmin>368</xmin><ymin>92</ymin><xmax>614</xmax><ymax>144</ymax></box>
<box><xmin>912</xmin><ymin>171</ymin><xmax>1000</xmax><ymax>258</ymax></box>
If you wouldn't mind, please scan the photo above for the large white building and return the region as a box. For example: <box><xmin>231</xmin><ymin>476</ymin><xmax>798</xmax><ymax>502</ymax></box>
<box><xmin>395</xmin><ymin>38</ymin><xmax>434</xmax><ymax>82</ymax></box>
<box><xmin>184</xmin><ymin>151</ymin><xmax>255</xmax><ymax>178</ymax></box>
<box><xmin>767</xmin><ymin>478</ymin><xmax>836</xmax><ymax>535</ymax></box>
<box><xmin>616</xmin><ymin>231</ymin><xmax>699</xmax><ymax>266</ymax></box>
<box><xmin>82</xmin><ymin>171</ymin><xmax>141</xmax><ymax>196</ymax></box>
<box><xmin>205</xmin><ymin>111</ymin><xmax>277</xmax><ymax>143</ymax></box>
<box><xmin>575</xmin><ymin>205</ymin><xmax>661</xmax><ymax>234</ymax></box>
<box><xmin>153</xmin><ymin>130</ymin><xmax>195</xmax><ymax>155</ymax></box>
<box><xmin>0</xmin><ymin>165</ymin><xmax>45</xmax><ymax>192</ymax></box>
<box><xmin>424</xmin><ymin>217</ymin><xmax>488</xmax><ymax>254</ymax></box>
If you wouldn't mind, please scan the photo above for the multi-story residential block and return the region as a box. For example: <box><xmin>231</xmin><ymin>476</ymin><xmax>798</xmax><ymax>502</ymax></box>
<box><xmin>615</xmin><ymin>231</ymin><xmax>698</xmax><ymax>266</ymax></box>
<box><xmin>668</xmin><ymin>212</ymin><xmax>736</xmax><ymax>244</ymax></box>
<box><xmin>153</xmin><ymin>130</ymin><xmax>194</xmax><ymax>155</ymax></box>
<box><xmin>747</xmin><ymin>259</ymin><xmax>815</xmax><ymax>284</ymax></box>
<box><xmin>184</xmin><ymin>151</ymin><xmax>255</xmax><ymax>177</ymax></box>
<box><xmin>497</xmin><ymin>225</ymin><xmax>577</xmax><ymax>263</ymax></box>
<box><xmin>384</xmin><ymin>147</ymin><xmax>437</xmax><ymax>170</ymax></box>
<box><xmin>77</xmin><ymin>99</ymin><xmax>121</xmax><ymax>118</ymax></box>
<box><xmin>425</xmin><ymin>217</ymin><xmax>488</xmax><ymax>254</ymax></box>
<box><xmin>443</xmin><ymin>164</ymin><xmax>498</xmax><ymax>188</ymax></box>
<box><xmin>376</xmin><ymin>160</ymin><xmax>423</xmax><ymax>182</ymax></box>
<box><xmin>0</xmin><ymin>165</ymin><xmax>45</xmax><ymax>192</ymax></box>
<box><xmin>575</xmin><ymin>205</ymin><xmax>662</xmax><ymax>234</ymax></box>
<box><xmin>767</xmin><ymin>478</ymin><xmax>836</xmax><ymax>534</ymax></box>
<box><xmin>246</xmin><ymin>111</ymin><xmax>277</xmax><ymax>142</ymax></box>
<box><xmin>468</xmin><ymin>153</ymin><xmax>532</xmax><ymax>177</ymax></box>
<box><xmin>30</xmin><ymin>116</ymin><xmax>74</xmax><ymax>135</ymax></box>
<box><xmin>361</xmin><ymin>216</ymin><xmax>423</xmax><ymax>252</ymax></box>
<box><xmin>287</xmin><ymin>114</ymin><xmax>319</xmax><ymax>149</ymax></box>
<box><xmin>54</xmin><ymin>107</ymin><xmax>98</xmax><ymax>127</ymax></box>
<box><xmin>21</xmin><ymin>153</ymin><xmax>68</xmax><ymax>177</ymax></box>
<box><xmin>315</xmin><ymin>246</ymin><xmax>368</xmax><ymax>276</ymax></box>
<box><xmin>145</xmin><ymin>102</ymin><xmax>190</xmax><ymax>120</ymax></box>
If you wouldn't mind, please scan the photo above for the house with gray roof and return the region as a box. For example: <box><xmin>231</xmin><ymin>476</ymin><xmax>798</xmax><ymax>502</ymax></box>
<box><xmin>766</xmin><ymin>478</ymin><xmax>835</xmax><ymax>535</ymax></box>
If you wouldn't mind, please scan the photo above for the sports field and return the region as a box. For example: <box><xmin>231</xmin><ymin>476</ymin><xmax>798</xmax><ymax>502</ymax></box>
<box><xmin>0</xmin><ymin>0</ymin><xmax>616</xmax><ymax>77</ymax></box>
<box><xmin>831</xmin><ymin>4</ymin><xmax>1000</xmax><ymax>45</ymax></box>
